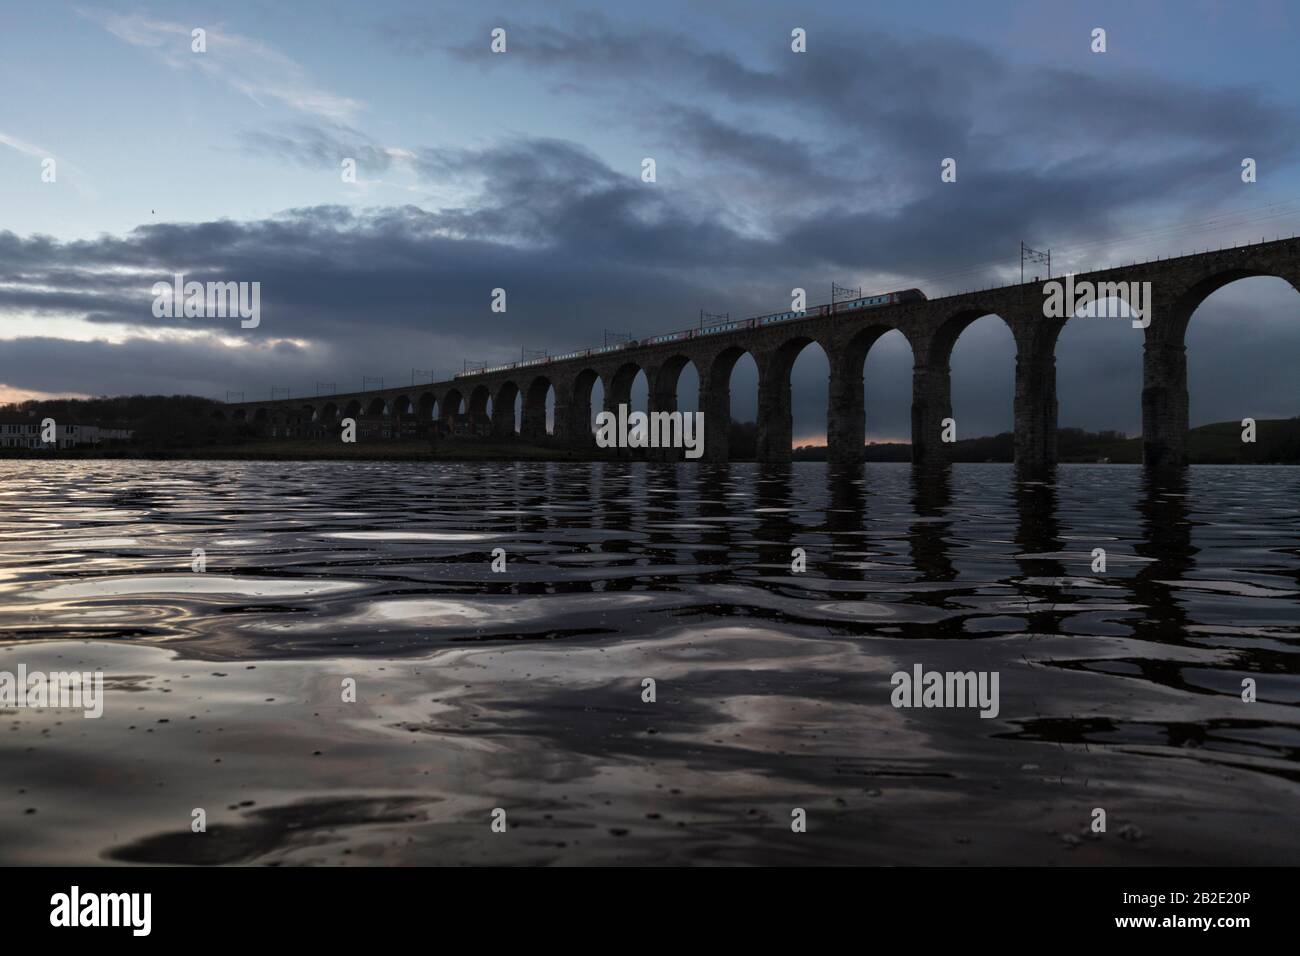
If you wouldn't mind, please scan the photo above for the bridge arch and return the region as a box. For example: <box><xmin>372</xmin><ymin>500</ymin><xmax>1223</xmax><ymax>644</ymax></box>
<box><xmin>344</xmin><ymin>400</ymin><xmax>362</xmax><ymax>419</ymax></box>
<box><xmin>907</xmin><ymin>307</ymin><xmax>1018</xmax><ymax>468</ymax></box>
<box><xmin>468</xmin><ymin>385</ymin><xmax>492</xmax><ymax>433</ymax></box>
<box><xmin>1162</xmin><ymin>265</ymin><xmax>1300</xmax><ymax>345</ymax></box>
<box><xmin>605</xmin><ymin>362</ymin><xmax>643</xmax><ymax>411</ymax></box>
<box><xmin>521</xmin><ymin>375</ymin><xmax>554</xmax><ymax>439</ymax></box>
<box><xmin>827</xmin><ymin>324</ymin><xmax>911</xmax><ymax>463</ymax></box>
<box><xmin>441</xmin><ymin>389</ymin><xmax>464</xmax><ymax>430</ymax></box>
<box><xmin>1144</xmin><ymin>269</ymin><xmax>1300</xmax><ymax>467</ymax></box>
<box><xmin>864</xmin><ymin>329</ymin><xmax>916</xmax><ymax>446</ymax></box>
<box><xmin>644</xmin><ymin>355</ymin><xmax>701</xmax><ymax>460</ymax></box>
<box><xmin>755</xmin><ymin>334</ymin><xmax>830</xmax><ymax>463</ymax></box>
<box><xmin>366</xmin><ymin>396</ymin><xmax>387</xmax><ymax>416</ymax></box>
<box><xmin>651</xmin><ymin>355</ymin><xmax>691</xmax><ymax>407</ymax></box>
<box><xmin>700</xmin><ymin>346</ymin><xmax>758</xmax><ymax>462</ymax></box>
<box><xmin>925</xmin><ymin>307</ymin><xmax>1017</xmax><ymax>371</ymax></box>
<box><xmin>599</xmin><ymin>362</ymin><xmax>649</xmax><ymax>455</ymax></box>
<box><xmin>296</xmin><ymin>404</ymin><xmax>316</xmax><ymax>438</ymax></box>
<box><xmin>561</xmin><ymin>369</ymin><xmax>600</xmax><ymax>444</ymax></box>
<box><xmin>388</xmin><ymin>395</ymin><xmax>413</xmax><ymax>439</ymax></box>
<box><xmin>1054</xmin><ymin>293</ymin><xmax>1141</xmax><ymax>454</ymax></box>
<box><xmin>492</xmin><ymin>381</ymin><xmax>520</xmax><ymax>438</ymax></box>
<box><xmin>418</xmin><ymin>392</ymin><xmax>437</xmax><ymax>422</ymax></box>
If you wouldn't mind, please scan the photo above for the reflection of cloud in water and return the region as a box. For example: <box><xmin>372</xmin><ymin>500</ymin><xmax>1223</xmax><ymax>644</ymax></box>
<box><xmin>1156</xmin><ymin>579</ymin><xmax>1298</xmax><ymax>598</ymax></box>
<box><xmin>29</xmin><ymin>574</ymin><xmax>365</xmax><ymax>600</ymax></box>
<box><xmin>252</xmin><ymin>592</ymin><xmax>686</xmax><ymax>633</ymax></box>
<box><xmin>321</xmin><ymin>531</ymin><xmax>494</xmax><ymax>542</ymax></box>
<box><xmin>41</xmin><ymin>537</ymin><xmax>142</xmax><ymax>549</ymax></box>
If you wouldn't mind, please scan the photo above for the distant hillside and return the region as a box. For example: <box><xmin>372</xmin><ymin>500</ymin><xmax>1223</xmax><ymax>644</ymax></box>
<box><xmin>793</xmin><ymin>418</ymin><xmax>1300</xmax><ymax>464</ymax></box>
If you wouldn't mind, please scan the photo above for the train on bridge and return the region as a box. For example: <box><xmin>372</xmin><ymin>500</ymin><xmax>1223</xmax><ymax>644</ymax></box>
<box><xmin>456</xmin><ymin>287</ymin><xmax>927</xmax><ymax>379</ymax></box>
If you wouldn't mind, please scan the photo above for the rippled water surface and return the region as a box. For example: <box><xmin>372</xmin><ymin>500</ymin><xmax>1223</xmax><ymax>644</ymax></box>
<box><xmin>1</xmin><ymin>460</ymin><xmax>1297</xmax><ymax>865</ymax></box>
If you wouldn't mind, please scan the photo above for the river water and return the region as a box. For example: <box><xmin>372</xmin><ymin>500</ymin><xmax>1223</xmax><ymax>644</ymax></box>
<box><xmin>0</xmin><ymin>460</ymin><xmax>1296</xmax><ymax>865</ymax></box>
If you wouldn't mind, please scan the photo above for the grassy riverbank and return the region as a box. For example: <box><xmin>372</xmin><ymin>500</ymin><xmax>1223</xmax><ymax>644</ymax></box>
<box><xmin>3</xmin><ymin>419</ymin><xmax>1297</xmax><ymax>464</ymax></box>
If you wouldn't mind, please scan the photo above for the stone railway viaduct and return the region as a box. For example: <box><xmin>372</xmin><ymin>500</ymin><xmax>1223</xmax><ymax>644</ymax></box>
<box><xmin>219</xmin><ymin>237</ymin><xmax>1300</xmax><ymax>472</ymax></box>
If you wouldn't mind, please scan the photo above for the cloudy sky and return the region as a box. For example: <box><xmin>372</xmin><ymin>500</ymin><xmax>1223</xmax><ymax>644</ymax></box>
<box><xmin>2</xmin><ymin>0</ymin><xmax>1298</xmax><ymax>442</ymax></box>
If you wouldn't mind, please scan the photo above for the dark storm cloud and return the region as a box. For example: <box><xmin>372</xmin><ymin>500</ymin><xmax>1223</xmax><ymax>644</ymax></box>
<box><xmin>435</xmin><ymin>15</ymin><xmax>1000</xmax><ymax>165</ymax></box>
<box><xmin>413</xmin><ymin>16</ymin><xmax>1300</xmax><ymax>281</ymax></box>
<box><xmin>435</xmin><ymin>16</ymin><xmax>1299</xmax><ymax>209</ymax></box>
<box><xmin>657</xmin><ymin>106</ymin><xmax>833</xmax><ymax>188</ymax></box>
<box><xmin>0</xmin><ymin>161</ymin><xmax>789</xmax><ymax>402</ymax></box>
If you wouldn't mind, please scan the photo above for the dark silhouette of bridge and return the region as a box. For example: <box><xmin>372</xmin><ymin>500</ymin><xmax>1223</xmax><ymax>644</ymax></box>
<box><xmin>219</xmin><ymin>237</ymin><xmax>1300</xmax><ymax>471</ymax></box>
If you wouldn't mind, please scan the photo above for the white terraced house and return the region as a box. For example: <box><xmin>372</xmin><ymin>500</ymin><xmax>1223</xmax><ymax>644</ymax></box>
<box><xmin>0</xmin><ymin>416</ymin><xmax>133</xmax><ymax>449</ymax></box>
